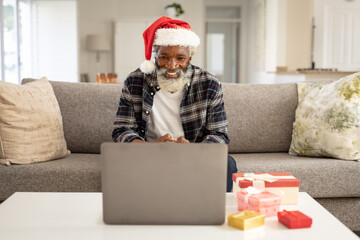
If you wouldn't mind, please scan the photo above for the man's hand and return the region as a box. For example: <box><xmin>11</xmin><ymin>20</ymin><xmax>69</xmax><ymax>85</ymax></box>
<box><xmin>152</xmin><ymin>134</ymin><xmax>177</xmax><ymax>143</ymax></box>
<box><xmin>131</xmin><ymin>134</ymin><xmax>189</xmax><ymax>143</ymax></box>
<box><xmin>175</xmin><ymin>137</ymin><xmax>189</xmax><ymax>143</ymax></box>
<box><xmin>131</xmin><ymin>139</ymin><xmax>146</xmax><ymax>143</ymax></box>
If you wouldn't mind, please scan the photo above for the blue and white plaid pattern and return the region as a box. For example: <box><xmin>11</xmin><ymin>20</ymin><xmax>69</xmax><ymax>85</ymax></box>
<box><xmin>112</xmin><ymin>64</ymin><xmax>229</xmax><ymax>144</ymax></box>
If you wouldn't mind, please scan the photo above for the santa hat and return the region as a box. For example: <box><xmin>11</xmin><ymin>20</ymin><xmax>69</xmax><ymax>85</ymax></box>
<box><xmin>140</xmin><ymin>16</ymin><xmax>200</xmax><ymax>73</ymax></box>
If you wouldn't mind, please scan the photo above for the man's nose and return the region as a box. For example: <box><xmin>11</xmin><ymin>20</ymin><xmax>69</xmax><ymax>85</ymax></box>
<box><xmin>166</xmin><ymin>58</ymin><xmax>178</xmax><ymax>70</ymax></box>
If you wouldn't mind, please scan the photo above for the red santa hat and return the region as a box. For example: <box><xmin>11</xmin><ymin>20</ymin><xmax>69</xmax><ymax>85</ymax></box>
<box><xmin>140</xmin><ymin>16</ymin><xmax>200</xmax><ymax>73</ymax></box>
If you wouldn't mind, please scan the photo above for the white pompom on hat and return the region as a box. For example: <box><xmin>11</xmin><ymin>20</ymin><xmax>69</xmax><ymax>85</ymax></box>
<box><xmin>140</xmin><ymin>16</ymin><xmax>200</xmax><ymax>74</ymax></box>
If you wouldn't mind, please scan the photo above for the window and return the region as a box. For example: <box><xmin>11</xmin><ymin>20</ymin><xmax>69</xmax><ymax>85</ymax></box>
<box><xmin>0</xmin><ymin>0</ymin><xmax>78</xmax><ymax>84</ymax></box>
<box><xmin>1</xmin><ymin>0</ymin><xmax>19</xmax><ymax>84</ymax></box>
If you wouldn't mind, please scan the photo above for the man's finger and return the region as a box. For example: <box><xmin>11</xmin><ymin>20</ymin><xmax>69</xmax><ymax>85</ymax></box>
<box><xmin>161</xmin><ymin>134</ymin><xmax>176</xmax><ymax>142</ymax></box>
<box><xmin>175</xmin><ymin>137</ymin><xmax>190</xmax><ymax>143</ymax></box>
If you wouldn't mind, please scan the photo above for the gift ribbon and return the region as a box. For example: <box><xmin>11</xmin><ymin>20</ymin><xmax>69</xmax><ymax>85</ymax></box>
<box><xmin>242</xmin><ymin>187</ymin><xmax>262</xmax><ymax>204</ymax></box>
<box><xmin>236</xmin><ymin>173</ymin><xmax>296</xmax><ymax>189</ymax></box>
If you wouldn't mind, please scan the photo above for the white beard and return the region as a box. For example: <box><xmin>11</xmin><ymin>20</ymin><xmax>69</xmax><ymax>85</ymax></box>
<box><xmin>156</xmin><ymin>68</ymin><xmax>188</xmax><ymax>93</ymax></box>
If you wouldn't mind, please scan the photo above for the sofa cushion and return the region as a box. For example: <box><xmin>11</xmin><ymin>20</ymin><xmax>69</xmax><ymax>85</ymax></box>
<box><xmin>231</xmin><ymin>152</ymin><xmax>360</xmax><ymax>198</ymax></box>
<box><xmin>223</xmin><ymin>83</ymin><xmax>298</xmax><ymax>153</ymax></box>
<box><xmin>22</xmin><ymin>79</ymin><xmax>122</xmax><ymax>153</ymax></box>
<box><xmin>0</xmin><ymin>78</ymin><xmax>69</xmax><ymax>165</ymax></box>
<box><xmin>290</xmin><ymin>72</ymin><xmax>360</xmax><ymax>160</ymax></box>
<box><xmin>0</xmin><ymin>153</ymin><xmax>101</xmax><ymax>200</ymax></box>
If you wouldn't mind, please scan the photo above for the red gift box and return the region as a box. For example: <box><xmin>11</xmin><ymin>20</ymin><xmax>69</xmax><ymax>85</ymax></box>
<box><xmin>232</xmin><ymin>172</ymin><xmax>299</xmax><ymax>188</ymax></box>
<box><xmin>232</xmin><ymin>172</ymin><xmax>300</xmax><ymax>204</ymax></box>
<box><xmin>277</xmin><ymin>210</ymin><xmax>312</xmax><ymax>229</ymax></box>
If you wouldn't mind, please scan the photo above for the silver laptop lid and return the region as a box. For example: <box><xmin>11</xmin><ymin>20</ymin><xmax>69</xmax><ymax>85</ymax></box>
<box><xmin>101</xmin><ymin>142</ymin><xmax>227</xmax><ymax>225</ymax></box>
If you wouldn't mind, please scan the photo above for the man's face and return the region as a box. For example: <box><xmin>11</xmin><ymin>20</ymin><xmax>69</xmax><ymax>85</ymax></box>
<box><xmin>155</xmin><ymin>46</ymin><xmax>192</xmax><ymax>77</ymax></box>
<box><xmin>155</xmin><ymin>46</ymin><xmax>192</xmax><ymax>93</ymax></box>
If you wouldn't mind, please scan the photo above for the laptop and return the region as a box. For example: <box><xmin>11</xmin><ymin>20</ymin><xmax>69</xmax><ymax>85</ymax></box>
<box><xmin>101</xmin><ymin>142</ymin><xmax>228</xmax><ymax>225</ymax></box>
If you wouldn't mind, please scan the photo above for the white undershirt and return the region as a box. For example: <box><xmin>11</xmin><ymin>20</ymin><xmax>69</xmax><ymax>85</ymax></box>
<box><xmin>146</xmin><ymin>89</ymin><xmax>185</xmax><ymax>141</ymax></box>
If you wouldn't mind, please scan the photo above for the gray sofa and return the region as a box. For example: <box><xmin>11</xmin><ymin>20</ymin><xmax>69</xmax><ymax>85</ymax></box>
<box><xmin>0</xmin><ymin>79</ymin><xmax>359</xmax><ymax>231</ymax></box>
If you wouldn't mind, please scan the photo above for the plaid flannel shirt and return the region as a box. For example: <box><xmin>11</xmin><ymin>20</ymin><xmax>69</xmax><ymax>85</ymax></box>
<box><xmin>112</xmin><ymin>64</ymin><xmax>229</xmax><ymax>144</ymax></box>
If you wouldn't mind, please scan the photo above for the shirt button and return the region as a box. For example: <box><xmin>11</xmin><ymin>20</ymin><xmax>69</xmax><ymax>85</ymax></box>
<box><xmin>141</xmin><ymin>130</ymin><xmax>144</xmax><ymax>133</ymax></box>
<box><xmin>151</xmin><ymin>92</ymin><xmax>154</xmax><ymax>96</ymax></box>
<box><xmin>146</xmin><ymin>111</ymin><xmax>149</xmax><ymax>114</ymax></box>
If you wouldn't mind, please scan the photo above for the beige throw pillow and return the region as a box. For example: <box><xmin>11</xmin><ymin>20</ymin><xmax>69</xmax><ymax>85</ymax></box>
<box><xmin>0</xmin><ymin>77</ymin><xmax>70</xmax><ymax>165</ymax></box>
<box><xmin>289</xmin><ymin>72</ymin><xmax>360</xmax><ymax>161</ymax></box>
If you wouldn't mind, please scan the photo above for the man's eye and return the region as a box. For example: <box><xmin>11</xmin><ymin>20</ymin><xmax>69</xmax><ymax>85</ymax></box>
<box><xmin>177</xmin><ymin>57</ymin><xmax>186</xmax><ymax>61</ymax></box>
<box><xmin>159</xmin><ymin>56</ymin><xmax>167</xmax><ymax>60</ymax></box>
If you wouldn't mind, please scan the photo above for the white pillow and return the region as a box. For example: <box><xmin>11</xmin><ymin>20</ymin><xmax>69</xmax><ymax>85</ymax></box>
<box><xmin>289</xmin><ymin>72</ymin><xmax>360</xmax><ymax>161</ymax></box>
<box><xmin>0</xmin><ymin>77</ymin><xmax>70</xmax><ymax>165</ymax></box>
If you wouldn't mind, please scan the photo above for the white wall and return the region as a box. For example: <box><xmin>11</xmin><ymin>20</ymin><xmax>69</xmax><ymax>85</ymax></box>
<box><xmin>247</xmin><ymin>0</ymin><xmax>277</xmax><ymax>84</ymax></box>
<box><xmin>247</xmin><ymin>0</ymin><xmax>313</xmax><ymax>84</ymax></box>
<box><xmin>78</xmin><ymin>0</ymin><xmax>204</xmax><ymax>82</ymax></box>
<box><xmin>265</xmin><ymin>0</ymin><xmax>313</xmax><ymax>72</ymax></box>
<box><xmin>286</xmin><ymin>0</ymin><xmax>313</xmax><ymax>71</ymax></box>
<box><xmin>77</xmin><ymin>0</ymin><xmax>116</xmax><ymax>82</ymax></box>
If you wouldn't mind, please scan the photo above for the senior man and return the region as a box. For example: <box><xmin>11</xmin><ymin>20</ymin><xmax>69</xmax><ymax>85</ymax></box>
<box><xmin>112</xmin><ymin>16</ymin><xmax>237</xmax><ymax>192</ymax></box>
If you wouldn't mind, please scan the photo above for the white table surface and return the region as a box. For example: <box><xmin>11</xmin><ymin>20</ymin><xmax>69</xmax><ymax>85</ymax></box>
<box><xmin>0</xmin><ymin>192</ymin><xmax>358</xmax><ymax>240</ymax></box>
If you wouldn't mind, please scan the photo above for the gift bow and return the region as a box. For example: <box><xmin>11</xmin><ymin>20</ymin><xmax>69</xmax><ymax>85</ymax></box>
<box><xmin>243</xmin><ymin>186</ymin><xmax>263</xmax><ymax>195</ymax></box>
<box><xmin>236</xmin><ymin>173</ymin><xmax>295</xmax><ymax>189</ymax></box>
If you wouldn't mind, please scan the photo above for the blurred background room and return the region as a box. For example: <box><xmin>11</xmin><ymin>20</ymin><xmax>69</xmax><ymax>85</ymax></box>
<box><xmin>0</xmin><ymin>0</ymin><xmax>359</xmax><ymax>84</ymax></box>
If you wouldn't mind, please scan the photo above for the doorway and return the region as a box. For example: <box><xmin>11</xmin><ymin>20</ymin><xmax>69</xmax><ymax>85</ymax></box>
<box><xmin>205</xmin><ymin>5</ymin><xmax>243</xmax><ymax>83</ymax></box>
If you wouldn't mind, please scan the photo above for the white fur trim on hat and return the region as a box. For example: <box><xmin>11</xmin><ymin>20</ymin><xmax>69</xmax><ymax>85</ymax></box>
<box><xmin>140</xmin><ymin>60</ymin><xmax>156</xmax><ymax>74</ymax></box>
<box><xmin>154</xmin><ymin>28</ymin><xmax>200</xmax><ymax>47</ymax></box>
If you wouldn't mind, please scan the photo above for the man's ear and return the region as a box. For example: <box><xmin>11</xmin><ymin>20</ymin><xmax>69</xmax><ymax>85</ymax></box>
<box><xmin>189</xmin><ymin>56</ymin><xmax>192</xmax><ymax>62</ymax></box>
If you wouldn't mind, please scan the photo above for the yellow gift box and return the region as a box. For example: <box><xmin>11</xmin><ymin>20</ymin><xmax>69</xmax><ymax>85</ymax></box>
<box><xmin>228</xmin><ymin>210</ymin><xmax>265</xmax><ymax>230</ymax></box>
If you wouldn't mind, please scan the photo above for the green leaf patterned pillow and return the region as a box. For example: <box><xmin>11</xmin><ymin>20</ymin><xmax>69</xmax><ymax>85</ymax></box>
<box><xmin>289</xmin><ymin>72</ymin><xmax>360</xmax><ymax>161</ymax></box>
